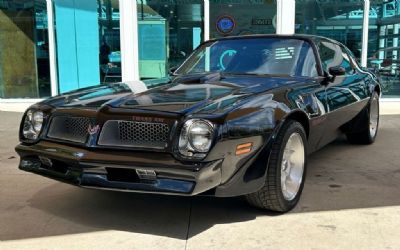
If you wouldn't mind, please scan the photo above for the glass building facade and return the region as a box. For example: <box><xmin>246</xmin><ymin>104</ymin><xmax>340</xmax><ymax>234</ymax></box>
<box><xmin>0</xmin><ymin>0</ymin><xmax>50</xmax><ymax>98</ymax></box>
<box><xmin>0</xmin><ymin>0</ymin><xmax>399</xmax><ymax>100</ymax></box>
<box><xmin>367</xmin><ymin>0</ymin><xmax>400</xmax><ymax>97</ymax></box>
<box><xmin>137</xmin><ymin>0</ymin><xmax>204</xmax><ymax>79</ymax></box>
<box><xmin>209</xmin><ymin>0</ymin><xmax>277</xmax><ymax>38</ymax></box>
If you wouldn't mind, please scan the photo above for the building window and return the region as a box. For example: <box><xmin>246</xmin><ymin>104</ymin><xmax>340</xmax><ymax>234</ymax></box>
<box><xmin>367</xmin><ymin>0</ymin><xmax>400</xmax><ymax>98</ymax></box>
<box><xmin>0</xmin><ymin>0</ymin><xmax>51</xmax><ymax>98</ymax></box>
<box><xmin>98</xmin><ymin>0</ymin><xmax>121</xmax><ymax>83</ymax></box>
<box><xmin>52</xmin><ymin>0</ymin><xmax>120</xmax><ymax>93</ymax></box>
<box><xmin>295</xmin><ymin>0</ymin><xmax>364</xmax><ymax>61</ymax></box>
<box><xmin>136</xmin><ymin>0</ymin><xmax>204</xmax><ymax>81</ymax></box>
<box><xmin>210</xmin><ymin>0</ymin><xmax>277</xmax><ymax>39</ymax></box>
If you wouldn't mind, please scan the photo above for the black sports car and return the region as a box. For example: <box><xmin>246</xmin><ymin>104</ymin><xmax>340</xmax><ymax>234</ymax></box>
<box><xmin>16</xmin><ymin>35</ymin><xmax>381</xmax><ymax>212</ymax></box>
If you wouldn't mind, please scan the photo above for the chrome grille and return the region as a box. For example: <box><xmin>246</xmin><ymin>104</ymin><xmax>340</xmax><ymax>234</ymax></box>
<box><xmin>98</xmin><ymin>120</ymin><xmax>171</xmax><ymax>149</ymax></box>
<box><xmin>47</xmin><ymin>116</ymin><xmax>92</xmax><ymax>144</ymax></box>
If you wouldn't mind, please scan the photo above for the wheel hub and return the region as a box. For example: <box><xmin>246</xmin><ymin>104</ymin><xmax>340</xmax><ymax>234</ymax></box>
<box><xmin>369</xmin><ymin>96</ymin><xmax>379</xmax><ymax>139</ymax></box>
<box><xmin>280</xmin><ymin>133</ymin><xmax>305</xmax><ymax>201</ymax></box>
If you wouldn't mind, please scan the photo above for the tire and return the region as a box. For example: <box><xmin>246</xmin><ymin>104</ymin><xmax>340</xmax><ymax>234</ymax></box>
<box><xmin>245</xmin><ymin>120</ymin><xmax>307</xmax><ymax>212</ymax></box>
<box><xmin>346</xmin><ymin>92</ymin><xmax>380</xmax><ymax>145</ymax></box>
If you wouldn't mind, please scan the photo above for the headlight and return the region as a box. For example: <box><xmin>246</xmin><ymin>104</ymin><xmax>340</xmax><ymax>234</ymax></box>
<box><xmin>179</xmin><ymin>119</ymin><xmax>214</xmax><ymax>158</ymax></box>
<box><xmin>22</xmin><ymin>110</ymin><xmax>44</xmax><ymax>140</ymax></box>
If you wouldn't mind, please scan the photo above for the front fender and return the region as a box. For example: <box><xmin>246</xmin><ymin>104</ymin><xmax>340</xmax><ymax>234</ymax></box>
<box><xmin>213</xmin><ymin>101</ymin><xmax>292</xmax><ymax>197</ymax></box>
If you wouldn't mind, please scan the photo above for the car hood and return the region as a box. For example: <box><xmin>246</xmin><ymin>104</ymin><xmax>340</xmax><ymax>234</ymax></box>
<box><xmin>109</xmin><ymin>74</ymin><xmax>309</xmax><ymax>114</ymax></box>
<box><xmin>41</xmin><ymin>73</ymin><xmax>309</xmax><ymax>115</ymax></box>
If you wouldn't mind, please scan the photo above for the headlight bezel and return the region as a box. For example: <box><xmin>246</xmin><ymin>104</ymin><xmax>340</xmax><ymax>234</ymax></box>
<box><xmin>20</xmin><ymin>109</ymin><xmax>46</xmax><ymax>143</ymax></box>
<box><xmin>178</xmin><ymin>119</ymin><xmax>216</xmax><ymax>159</ymax></box>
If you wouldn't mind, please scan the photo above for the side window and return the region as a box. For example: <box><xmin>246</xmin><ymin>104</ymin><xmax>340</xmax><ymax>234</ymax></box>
<box><xmin>342</xmin><ymin>46</ymin><xmax>359</xmax><ymax>73</ymax></box>
<box><xmin>318</xmin><ymin>41</ymin><xmax>337</xmax><ymax>71</ymax></box>
<box><xmin>299</xmin><ymin>46</ymin><xmax>318</xmax><ymax>77</ymax></box>
<box><xmin>318</xmin><ymin>41</ymin><xmax>353</xmax><ymax>75</ymax></box>
<box><xmin>339</xmin><ymin>47</ymin><xmax>354</xmax><ymax>74</ymax></box>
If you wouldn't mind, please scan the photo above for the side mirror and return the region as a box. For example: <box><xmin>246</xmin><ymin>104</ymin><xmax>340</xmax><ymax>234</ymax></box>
<box><xmin>328</xmin><ymin>66</ymin><xmax>346</xmax><ymax>76</ymax></box>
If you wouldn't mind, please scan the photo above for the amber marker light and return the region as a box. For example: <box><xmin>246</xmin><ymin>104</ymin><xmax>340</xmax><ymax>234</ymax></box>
<box><xmin>235</xmin><ymin>142</ymin><xmax>253</xmax><ymax>156</ymax></box>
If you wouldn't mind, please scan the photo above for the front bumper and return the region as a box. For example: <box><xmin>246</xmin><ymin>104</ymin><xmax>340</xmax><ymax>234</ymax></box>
<box><xmin>15</xmin><ymin>141</ymin><xmax>223</xmax><ymax>196</ymax></box>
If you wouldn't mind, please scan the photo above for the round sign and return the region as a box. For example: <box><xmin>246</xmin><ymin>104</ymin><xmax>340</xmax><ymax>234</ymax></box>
<box><xmin>216</xmin><ymin>15</ymin><xmax>236</xmax><ymax>35</ymax></box>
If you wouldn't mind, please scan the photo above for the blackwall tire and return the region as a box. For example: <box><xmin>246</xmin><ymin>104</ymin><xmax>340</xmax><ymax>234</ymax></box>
<box><xmin>245</xmin><ymin>120</ymin><xmax>307</xmax><ymax>212</ymax></box>
<box><xmin>346</xmin><ymin>92</ymin><xmax>380</xmax><ymax>145</ymax></box>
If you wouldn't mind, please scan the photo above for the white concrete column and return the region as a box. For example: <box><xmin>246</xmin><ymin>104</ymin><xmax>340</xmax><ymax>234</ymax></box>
<box><xmin>46</xmin><ymin>0</ymin><xmax>59</xmax><ymax>96</ymax></box>
<box><xmin>379</xmin><ymin>25</ymin><xmax>387</xmax><ymax>61</ymax></box>
<box><xmin>204</xmin><ymin>0</ymin><xmax>210</xmax><ymax>41</ymax></box>
<box><xmin>392</xmin><ymin>2</ymin><xmax>400</xmax><ymax>74</ymax></box>
<box><xmin>119</xmin><ymin>0</ymin><xmax>140</xmax><ymax>81</ymax></box>
<box><xmin>393</xmin><ymin>25</ymin><xmax>399</xmax><ymax>58</ymax></box>
<box><xmin>361</xmin><ymin>0</ymin><xmax>370</xmax><ymax>67</ymax></box>
<box><xmin>276</xmin><ymin>0</ymin><xmax>295</xmax><ymax>35</ymax></box>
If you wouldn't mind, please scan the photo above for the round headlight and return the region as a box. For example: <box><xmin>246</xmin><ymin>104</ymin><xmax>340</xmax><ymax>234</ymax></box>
<box><xmin>179</xmin><ymin>119</ymin><xmax>214</xmax><ymax>157</ymax></box>
<box><xmin>189</xmin><ymin>121</ymin><xmax>213</xmax><ymax>152</ymax></box>
<box><xmin>32</xmin><ymin>111</ymin><xmax>44</xmax><ymax>132</ymax></box>
<box><xmin>22</xmin><ymin>110</ymin><xmax>44</xmax><ymax>140</ymax></box>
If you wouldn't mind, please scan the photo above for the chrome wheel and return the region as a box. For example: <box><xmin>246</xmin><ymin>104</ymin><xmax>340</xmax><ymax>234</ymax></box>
<box><xmin>369</xmin><ymin>95</ymin><xmax>379</xmax><ymax>139</ymax></box>
<box><xmin>280</xmin><ymin>132</ymin><xmax>305</xmax><ymax>201</ymax></box>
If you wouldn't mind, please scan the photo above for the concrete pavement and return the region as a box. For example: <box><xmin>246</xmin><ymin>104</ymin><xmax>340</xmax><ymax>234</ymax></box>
<box><xmin>0</xmin><ymin>111</ymin><xmax>400</xmax><ymax>250</ymax></box>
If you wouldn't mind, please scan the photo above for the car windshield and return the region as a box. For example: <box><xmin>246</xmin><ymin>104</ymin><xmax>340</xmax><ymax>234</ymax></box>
<box><xmin>175</xmin><ymin>38</ymin><xmax>318</xmax><ymax>78</ymax></box>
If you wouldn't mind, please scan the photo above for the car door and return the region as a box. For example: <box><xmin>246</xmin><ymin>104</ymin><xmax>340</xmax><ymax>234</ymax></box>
<box><xmin>318</xmin><ymin>40</ymin><xmax>370</xmax><ymax>143</ymax></box>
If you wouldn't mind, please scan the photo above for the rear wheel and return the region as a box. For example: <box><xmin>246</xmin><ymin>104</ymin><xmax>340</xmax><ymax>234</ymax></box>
<box><xmin>246</xmin><ymin>120</ymin><xmax>307</xmax><ymax>212</ymax></box>
<box><xmin>346</xmin><ymin>92</ymin><xmax>380</xmax><ymax>145</ymax></box>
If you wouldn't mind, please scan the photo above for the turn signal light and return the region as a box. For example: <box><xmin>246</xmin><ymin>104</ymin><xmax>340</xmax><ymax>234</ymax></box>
<box><xmin>236</xmin><ymin>143</ymin><xmax>253</xmax><ymax>156</ymax></box>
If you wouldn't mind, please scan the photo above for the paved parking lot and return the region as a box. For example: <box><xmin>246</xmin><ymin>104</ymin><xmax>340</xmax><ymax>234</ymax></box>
<box><xmin>1</xmin><ymin>110</ymin><xmax>400</xmax><ymax>250</ymax></box>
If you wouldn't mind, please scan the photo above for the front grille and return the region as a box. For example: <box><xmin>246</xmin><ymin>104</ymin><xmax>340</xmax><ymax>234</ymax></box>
<box><xmin>47</xmin><ymin>116</ymin><xmax>92</xmax><ymax>144</ymax></box>
<box><xmin>98</xmin><ymin>120</ymin><xmax>171</xmax><ymax>149</ymax></box>
<box><xmin>118</xmin><ymin>121</ymin><xmax>170</xmax><ymax>144</ymax></box>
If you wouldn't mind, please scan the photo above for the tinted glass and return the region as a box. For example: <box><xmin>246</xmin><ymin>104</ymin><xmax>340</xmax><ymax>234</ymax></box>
<box><xmin>319</xmin><ymin>41</ymin><xmax>353</xmax><ymax>74</ymax></box>
<box><xmin>137</xmin><ymin>0</ymin><xmax>204</xmax><ymax>80</ymax></box>
<box><xmin>295</xmin><ymin>0</ymin><xmax>364</xmax><ymax>62</ymax></box>
<box><xmin>340</xmin><ymin>48</ymin><xmax>355</xmax><ymax>74</ymax></box>
<box><xmin>367</xmin><ymin>1</ymin><xmax>400</xmax><ymax>97</ymax></box>
<box><xmin>176</xmin><ymin>38</ymin><xmax>318</xmax><ymax>77</ymax></box>
<box><xmin>210</xmin><ymin>0</ymin><xmax>276</xmax><ymax>38</ymax></box>
<box><xmin>0</xmin><ymin>0</ymin><xmax>51</xmax><ymax>98</ymax></box>
<box><xmin>99</xmin><ymin>0</ymin><xmax>121</xmax><ymax>84</ymax></box>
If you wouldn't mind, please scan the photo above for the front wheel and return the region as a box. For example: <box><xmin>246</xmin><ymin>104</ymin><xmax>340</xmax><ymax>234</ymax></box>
<box><xmin>246</xmin><ymin>120</ymin><xmax>307</xmax><ymax>212</ymax></box>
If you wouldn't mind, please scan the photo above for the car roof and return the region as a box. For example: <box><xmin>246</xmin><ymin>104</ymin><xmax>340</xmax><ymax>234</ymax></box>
<box><xmin>207</xmin><ymin>34</ymin><xmax>341</xmax><ymax>46</ymax></box>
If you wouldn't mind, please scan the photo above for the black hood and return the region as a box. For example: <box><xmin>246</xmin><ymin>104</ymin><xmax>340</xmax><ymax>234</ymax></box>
<box><xmin>108</xmin><ymin>73</ymin><xmax>308</xmax><ymax>114</ymax></box>
<box><xmin>41</xmin><ymin>73</ymin><xmax>310</xmax><ymax>115</ymax></box>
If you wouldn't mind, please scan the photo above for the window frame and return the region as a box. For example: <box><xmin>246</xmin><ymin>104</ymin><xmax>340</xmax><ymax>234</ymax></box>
<box><xmin>317</xmin><ymin>40</ymin><xmax>342</xmax><ymax>73</ymax></box>
<box><xmin>316</xmin><ymin>38</ymin><xmax>359</xmax><ymax>76</ymax></box>
<box><xmin>341</xmin><ymin>45</ymin><xmax>362</xmax><ymax>73</ymax></box>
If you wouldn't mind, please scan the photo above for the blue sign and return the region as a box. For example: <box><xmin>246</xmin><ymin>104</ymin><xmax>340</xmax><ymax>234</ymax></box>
<box><xmin>216</xmin><ymin>15</ymin><xmax>235</xmax><ymax>35</ymax></box>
